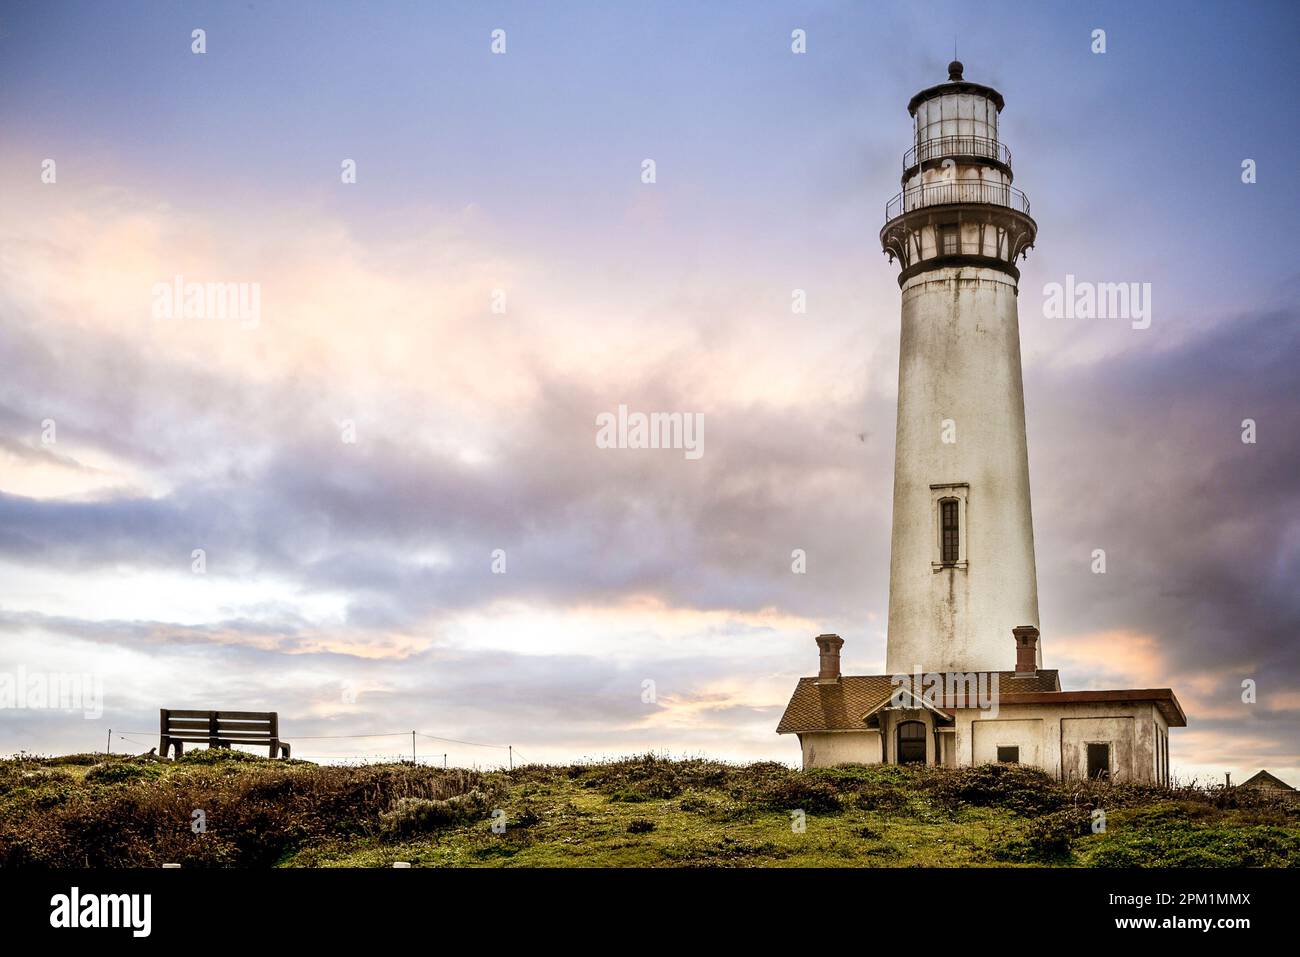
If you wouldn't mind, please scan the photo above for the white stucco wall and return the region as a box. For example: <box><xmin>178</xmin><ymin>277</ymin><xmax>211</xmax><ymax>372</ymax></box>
<box><xmin>797</xmin><ymin>702</ymin><xmax>1165</xmax><ymax>781</ymax></box>
<box><xmin>971</xmin><ymin>717</ymin><xmax>1043</xmax><ymax>766</ymax></box>
<box><xmin>952</xmin><ymin>702</ymin><xmax>1162</xmax><ymax>782</ymax></box>
<box><xmin>885</xmin><ymin>266</ymin><xmax>1040</xmax><ymax>676</ymax></box>
<box><xmin>799</xmin><ymin>731</ymin><xmax>881</xmax><ymax>768</ymax></box>
<box><xmin>1061</xmin><ymin>715</ymin><xmax>1134</xmax><ymax>782</ymax></box>
<box><xmin>1154</xmin><ymin>707</ymin><xmax>1170</xmax><ymax>786</ymax></box>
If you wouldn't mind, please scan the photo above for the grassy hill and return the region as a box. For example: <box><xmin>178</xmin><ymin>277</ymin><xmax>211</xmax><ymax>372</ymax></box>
<box><xmin>1</xmin><ymin>751</ymin><xmax>1296</xmax><ymax>867</ymax></box>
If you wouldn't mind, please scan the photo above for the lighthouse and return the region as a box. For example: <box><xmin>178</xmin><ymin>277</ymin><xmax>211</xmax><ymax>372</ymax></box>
<box><xmin>777</xmin><ymin>64</ymin><xmax>1185</xmax><ymax>776</ymax></box>
<box><xmin>879</xmin><ymin>62</ymin><xmax>1040</xmax><ymax>675</ymax></box>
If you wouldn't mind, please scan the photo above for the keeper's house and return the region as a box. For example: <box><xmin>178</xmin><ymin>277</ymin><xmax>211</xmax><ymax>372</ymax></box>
<box><xmin>777</xmin><ymin>631</ymin><xmax>1185</xmax><ymax>783</ymax></box>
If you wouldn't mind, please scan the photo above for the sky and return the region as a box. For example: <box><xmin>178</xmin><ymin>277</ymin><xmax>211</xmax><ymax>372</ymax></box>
<box><xmin>0</xmin><ymin>1</ymin><xmax>1296</xmax><ymax>781</ymax></box>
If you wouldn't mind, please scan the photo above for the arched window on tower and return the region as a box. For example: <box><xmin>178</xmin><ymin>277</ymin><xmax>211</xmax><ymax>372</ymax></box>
<box><xmin>940</xmin><ymin>498</ymin><xmax>959</xmax><ymax>564</ymax></box>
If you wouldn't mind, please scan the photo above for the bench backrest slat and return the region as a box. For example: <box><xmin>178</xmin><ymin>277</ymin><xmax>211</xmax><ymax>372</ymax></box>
<box><xmin>159</xmin><ymin>707</ymin><xmax>289</xmax><ymax>759</ymax></box>
<box><xmin>161</xmin><ymin>710</ymin><xmax>278</xmax><ymax>736</ymax></box>
<box><xmin>159</xmin><ymin>709</ymin><xmax>289</xmax><ymax>759</ymax></box>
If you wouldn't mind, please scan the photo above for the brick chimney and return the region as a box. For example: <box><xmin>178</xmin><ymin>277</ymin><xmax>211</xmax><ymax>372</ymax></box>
<box><xmin>814</xmin><ymin>633</ymin><xmax>844</xmax><ymax>684</ymax></box>
<box><xmin>1013</xmin><ymin>625</ymin><xmax>1039</xmax><ymax>675</ymax></box>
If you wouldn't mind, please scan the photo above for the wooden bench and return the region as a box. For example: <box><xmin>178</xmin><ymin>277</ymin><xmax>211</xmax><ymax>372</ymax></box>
<box><xmin>159</xmin><ymin>709</ymin><xmax>291</xmax><ymax>759</ymax></box>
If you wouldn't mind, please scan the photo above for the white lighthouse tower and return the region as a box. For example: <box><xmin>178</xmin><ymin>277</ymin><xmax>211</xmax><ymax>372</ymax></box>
<box><xmin>880</xmin><ymin>62</ymin><xmax>1040</xmax><ymax>675</ymax></box>
<box><xmin>778</xmin><ymin>64</ymin><xmax>1185</xmax><ymax>775</ymax></box>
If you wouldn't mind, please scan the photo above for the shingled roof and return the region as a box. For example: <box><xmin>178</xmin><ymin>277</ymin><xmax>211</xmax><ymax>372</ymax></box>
<box><xmin>1239</xmin><ymin>770</ymin><xmax>1295</xmax><ymax>791</ymax></box>
<box><xmin>776</xmin><ymin>671</ymin><xmax>1062</xmax><ymax>734</ymax></box>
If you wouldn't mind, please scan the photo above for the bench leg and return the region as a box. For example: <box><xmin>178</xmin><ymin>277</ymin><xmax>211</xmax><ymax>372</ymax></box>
<box><xmin>268</xmin><ymin>739</ymin><xmax>278</xmax><ymax>759</ymax></box>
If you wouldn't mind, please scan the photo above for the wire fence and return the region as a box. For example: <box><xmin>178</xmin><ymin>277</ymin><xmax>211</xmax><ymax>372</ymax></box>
<box><xmin>109</xmin><ymin>727</ymin><xmax>534</xmax><ymax>769</ymax></box>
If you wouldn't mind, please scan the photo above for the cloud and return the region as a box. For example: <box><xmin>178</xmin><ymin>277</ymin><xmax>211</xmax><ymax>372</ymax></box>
<box><xmin>0</xmin><ymin>150</ymin><xmax>1296</xmax><ymax>780</ymax></box>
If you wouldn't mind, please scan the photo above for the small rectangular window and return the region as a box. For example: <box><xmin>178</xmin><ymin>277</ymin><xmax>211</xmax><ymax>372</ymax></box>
<box><xmin>940</xmin><ymin>499</ymin><xmax>959</xmax><ymax>564</ymax></box>
<box><xmin>996</xmin><ymin>746</ymin><xmax>1019</xmax><ymax>764</ymax></box>
<box><xmin>1087</xmin><ymin>743</ymin><xmax>1111</xmax><ymax>780</ymax></box>
<box><xmin>940</xmin><ymin>225</ymin><xmax>959</xmax><ymax>256</ymax></box>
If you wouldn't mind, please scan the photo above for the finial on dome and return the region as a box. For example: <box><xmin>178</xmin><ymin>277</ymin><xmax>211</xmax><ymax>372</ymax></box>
<box><xmin>948</xmin><ymin>60</ymin><xmax>964</xmax><ymax>81</ymax></box>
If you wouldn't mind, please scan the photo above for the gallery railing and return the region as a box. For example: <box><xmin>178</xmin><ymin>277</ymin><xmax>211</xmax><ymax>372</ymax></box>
<box><xmin>903</xmin><ymin>135</ymin><xmax>1011</xmax><ymax>170</ymax></box>
<box><xmin>885</xmin><ymin>180</ymin><xmax>1031</xmax><ymax>221</ymax></box>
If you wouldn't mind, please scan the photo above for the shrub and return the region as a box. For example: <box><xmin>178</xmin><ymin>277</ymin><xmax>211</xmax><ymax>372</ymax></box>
<box><xmin>1061</xmin><ymin>778</ymin><xmax>1171</xmax><ymax>812</ymax></box>
<box><xmin>853</xmin><ymin>783</ymin><xmax>909</xmax><ymax>813</ymax></box>
<box><xmin>626</xmin><ymin>818</ymin><xmax>656</xmax><ymax>834</ymax></box>
<box><xmin>1119</xmin><ymin>801</ymin><xmax>1210</xmax><ymax>827</ymax></box>
<box><xmin>610</xmin><ymin>789</ymin><xmax>653</xmax><ymax>803</ymax></box>
<box><xmin>995</xmin><ymin>807</ymin><xmax>1092</xmax><ymax>862</ymax></box>
<box><xmin>923</xmin><ymin>763</ymin><xmax>1063</xmax><ymax>816</ymax></box>
<box><xmin>1085</xmin><ymin>824</ymin><xmax>1300</xmax><ymax>868</ymax></box>
<box><xmin>84</xmin><ymin>762</ymin><xmax>164</xmax><ymax>786</ymax></box>
<box><xmin>586</xmin><ymin>756</ymin><xmax>684</xmax><ymax>800</ymax></box>
<box><xmin>26</xmin><ymin>753</ymin><xmax>106</xmax><ymax>767</ymax></box>
<box><xmin>806</xmin><ymin>764</ymin><xmax>900</xmax><ymax>789</ymax></box>
<box><xmin>678</xmin><ymin>793</ymin><xmax>713</xmax><ymax>813</ymax></box>
<box><xmin>176</xmin><ymin>748</ymin><xmax>266</xmax><ymax>766</ymax></box>
<box><xmin>513</xmin><ymin>804</ymin><xmax>541</xmax><ymax>828</ymax></box>
<box><xmin>0</xmin><ymin>761</ymin><xmax>491</xmax><ymax>867</ymax></box>
<box><xmin>0</xmin><ymin>768</ymin><xmax>80</xmax><ymax>812</ymax></box>
<box><xmin>584</xmin><ymin>755</ymin><xmax>760</xmax><ymax>802</ymax></box>
<box><xmin>379</xmin><ymin>790</ymin><xmax>493</xmax><ymax>836</ymax></box>
<box><xmin>760</xmin><ymin>775</ymin><xmax>842</xmax><ymax>814</ymax></box>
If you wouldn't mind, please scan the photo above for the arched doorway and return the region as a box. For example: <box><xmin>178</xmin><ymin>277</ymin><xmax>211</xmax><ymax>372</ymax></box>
<box><xmin>896</xmin><ymin>720</ymin><xmax>927</xmax><ymax>764</ymax></box>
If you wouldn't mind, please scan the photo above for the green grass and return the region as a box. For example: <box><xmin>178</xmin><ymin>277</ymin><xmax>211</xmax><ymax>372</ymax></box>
<box><xmin>288</xmin><ymin>788</ymin><xmax>1020</xmax><ymax>868</ymax></box>
<box><xmin>1</xmin><ymin>752</ymin><xmax>1296</xmax><ymax>868</ymax></box>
